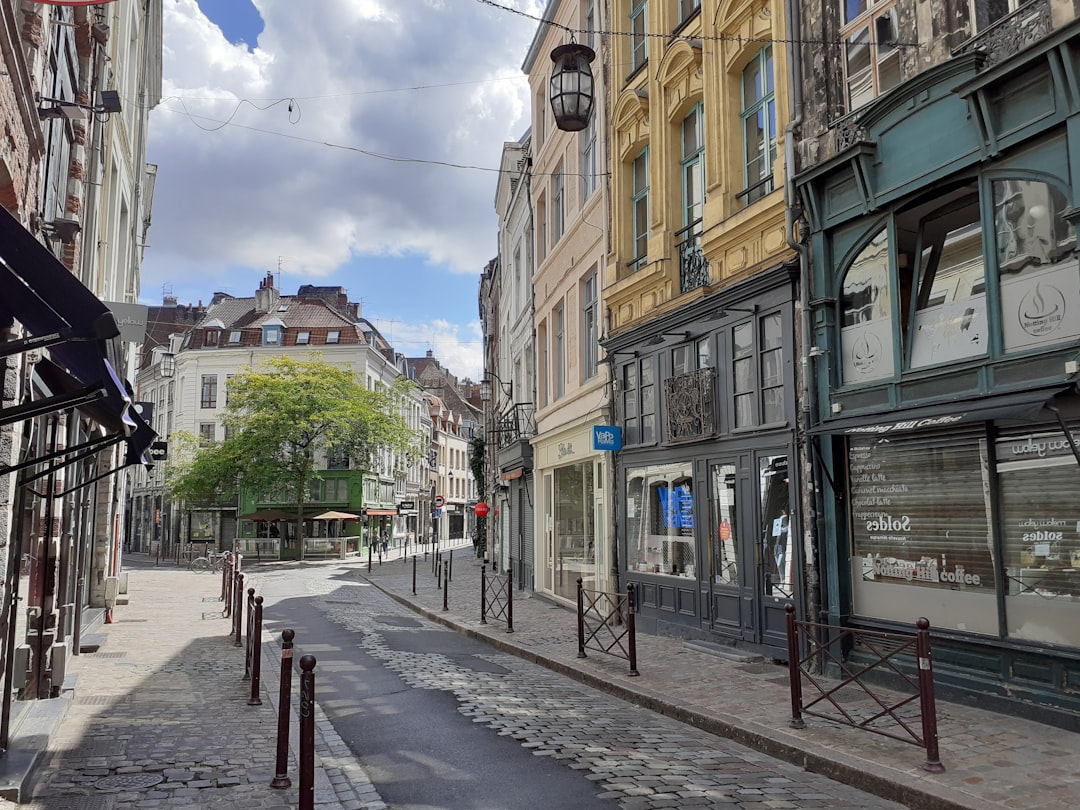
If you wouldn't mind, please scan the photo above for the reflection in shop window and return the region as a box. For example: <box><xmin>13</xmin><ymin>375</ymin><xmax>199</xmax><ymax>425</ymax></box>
<box><xmin>759</xmin><ymin>455</ymin><xmax>791</xmax><ymax>597</ymax></box>
<box><xmin>553</xmin><ymin>462</ymin><xmax>595</xmax><ymax>601</ymax></box>
<box><xmin>626</xmin><ymin>463</ymin><xmax>696</xmax><ymax>578</ymax></box>
<box><xmin>906</xmin><ymin>187</ymin><xmax>987</xmax><ymax>369</ymax></box>
<box><xmin>997</xmin><ymin>427</ymin><xmax>1080</xmax><ymax>646</ymax></box>
<box><xmin>841</xmin><ymin>229</ymin><xmax>893</xmax><ymax>384</ymax></box>
<box><xmin>993</xmin><ymin>179</ymin><xmax>1080</xmax><ymax>354</ymax></box>
<box><xmin>710</xmin><ymin>463</ymin><xmax>738</xmax><ymax>585</ymax></box>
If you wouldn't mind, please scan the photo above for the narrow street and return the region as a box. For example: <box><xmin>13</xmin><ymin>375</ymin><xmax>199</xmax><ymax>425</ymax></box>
<box><xmin>255</xmin><ymin>562</ymin><xmax>907</xmax><ymax>810</ymax></box>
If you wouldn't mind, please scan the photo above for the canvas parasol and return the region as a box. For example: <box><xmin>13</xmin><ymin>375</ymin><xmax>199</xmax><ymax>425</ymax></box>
<box><xmin>311</xmin><ymin>510</ymin><xmax>361</xmax><ymax>521</ymax></box>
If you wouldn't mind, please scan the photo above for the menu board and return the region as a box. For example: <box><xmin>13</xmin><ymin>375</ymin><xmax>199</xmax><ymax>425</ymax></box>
<box><xmin>848</xmin><ymin>434</ymin><xmax>995</xmax><ymax>591</ymax></box>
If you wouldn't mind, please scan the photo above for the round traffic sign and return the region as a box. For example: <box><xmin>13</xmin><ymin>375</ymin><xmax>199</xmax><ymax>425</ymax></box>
<box><xmin>434</xmin><ymin>495</ymin><xmax>445</xmax><ymax>508</ymax></box>
<box><xmin>474</xmin><ymin>502</ymin><xmax>489</xmax><ymax>517</ymax></box>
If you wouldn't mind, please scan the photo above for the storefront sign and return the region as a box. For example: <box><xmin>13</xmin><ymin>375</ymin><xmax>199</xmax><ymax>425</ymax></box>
<box><xmin>592</xmin><ymin>425</ymin><xmax>622</xmax><ymax>451</ymax></box>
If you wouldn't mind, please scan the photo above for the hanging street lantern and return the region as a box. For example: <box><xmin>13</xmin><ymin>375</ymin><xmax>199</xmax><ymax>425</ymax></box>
<box><xmin>549</xmin><ymin>42</ymin><xmax>596</xmax><ymax>132</ymax></box>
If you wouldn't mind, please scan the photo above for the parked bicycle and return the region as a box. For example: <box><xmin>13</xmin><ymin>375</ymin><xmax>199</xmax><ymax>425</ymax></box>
<box><xmin>188</xmin><ymin>549</ymin><xmax>232</xmax><ymax>573</ymax></box>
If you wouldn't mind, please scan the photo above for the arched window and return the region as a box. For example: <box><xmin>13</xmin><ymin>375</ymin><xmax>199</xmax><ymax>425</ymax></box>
<box><xmin>840</xmin><ymin>229</ymin><xmax>893</xmax><ymax>383</ymax></box>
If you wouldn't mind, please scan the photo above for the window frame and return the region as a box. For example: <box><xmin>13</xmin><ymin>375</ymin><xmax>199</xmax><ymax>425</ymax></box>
<box><xmin>555</xmin><ymin>301</ymin><xmax>566</xmax><ymax>400</ymax></box>
<box><xmin>582</xmin><ymin>272</ymin><xmax>599</xmax><ymax>381</ymax></box>
<box><xmin>631</xmin><ymin>148</ymin><xmax>650</xmax><ymax>273</ymax></box>
<box><xmin>200</xmin><ymin>374</ymin><xmax>218</xmax><ymax>409</ymax></box>
<box><xmin>681</xmin><ymin>103</ymin><xmax>705</xmax><ymax>227</ymax></box>
<box><xmin>740</xmin><ymin>45</ymin><xmax>776</xmax><ymax>205</ymax></box>
<box><xmin>552</xmin><ymin>163</ymin><xmax>565</xmax><ymax>244</ymax></box>
<box><xmin>840</xmin><ymin>0</ymin><xmax>900</xmax><ymax>111</ymax></box>
<box><xmin>630</xmin><ymin>0</ymin><xmax>648</xmax><ymax>74</ymax></box>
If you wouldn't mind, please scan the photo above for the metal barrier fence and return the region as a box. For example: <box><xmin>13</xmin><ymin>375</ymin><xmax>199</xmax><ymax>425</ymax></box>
<box><xmin>480</xmin><ymin>568</ymin><xmax>514</xmax><ymax>631</ymax></box>
<box><xmin>784</xmin><ymin>604</ymin><xmax>944</xmax><ymax>772</ymax></box>
<box><xmin>576</xmin><ymin>578</ymin><xmax>638</xmax><ymax>676</ymax></box>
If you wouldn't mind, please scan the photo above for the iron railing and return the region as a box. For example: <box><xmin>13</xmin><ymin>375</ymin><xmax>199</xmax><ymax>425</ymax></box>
<box><xmin>576</xmin><ymin>578</ymin><xmax>639</xmax><ymax>676</ymax></box>
<box><xmin>496</xmin><ymin>402</ymin><xmax>536</xmax><ymax>449</ymax></box>
<box><xmin>676</xmin><ymin>218</ymin><xmax>709</xmax><ymax>293</ymax></box>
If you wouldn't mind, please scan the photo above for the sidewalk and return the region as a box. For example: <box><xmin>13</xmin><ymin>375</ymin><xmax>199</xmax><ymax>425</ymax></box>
<box><xmin>0</xmin><ymin>554</ymin><xmax>361</xmax><ymax>810</ymax></box>
<box><xmin>356</xmin><ymin>544</ymin><xmax>1079</xmax><ymax>810</ymax></box>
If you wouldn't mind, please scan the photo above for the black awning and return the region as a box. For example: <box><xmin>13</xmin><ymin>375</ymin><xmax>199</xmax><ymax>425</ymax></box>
<box><xmin>0</xmin><ymin>204</ymin><xmax>134</xmax><ymax>439</ymax></box>
<box><xmin>810</xmin><ymin>386</ymin><xmax>1073</xmax><ymax>437</ymax></box>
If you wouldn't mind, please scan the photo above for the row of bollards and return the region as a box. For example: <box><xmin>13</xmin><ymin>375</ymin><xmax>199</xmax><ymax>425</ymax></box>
<box><xmin>269</xmin><ymin>629</ymin><xmax>317</xmax><ymax>808</ymax></box>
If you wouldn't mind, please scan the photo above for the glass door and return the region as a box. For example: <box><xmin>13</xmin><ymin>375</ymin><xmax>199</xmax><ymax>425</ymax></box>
<box><xmin>707</xmin><ymin>461</ymin><xmax>744</xmax><ymax>635</ymax></box>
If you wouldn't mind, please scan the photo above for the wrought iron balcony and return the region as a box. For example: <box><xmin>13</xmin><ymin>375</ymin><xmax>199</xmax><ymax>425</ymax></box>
<box><xmin>953</xmin><ymin>0</ymin><xmax>1050</xmax><ymax>67</ymax></box>
<box><xmin>496</xmin><ymin>402</ymin><xmax>536</xmax><ymax>450</ymax></box>
<box><xmin>676</xmin><ymin>218</ymin><xmax>709</xmax><ymax>294</ymax></box>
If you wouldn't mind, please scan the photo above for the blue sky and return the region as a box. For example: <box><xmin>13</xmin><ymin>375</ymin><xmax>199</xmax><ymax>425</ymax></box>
<box><xmin>144</xmin><ymin>1</ymin><xmax>542</xmax><ymax>379</ymax></box>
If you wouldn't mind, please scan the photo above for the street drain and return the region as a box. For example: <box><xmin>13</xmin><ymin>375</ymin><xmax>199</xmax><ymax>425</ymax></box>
<box><xmin>94</xmin><ymin>773</ymin><xmax>165</xmax><ymax>791</ymax></box>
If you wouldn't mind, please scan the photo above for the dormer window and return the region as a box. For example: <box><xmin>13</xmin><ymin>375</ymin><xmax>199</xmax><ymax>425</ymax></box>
<box><xmin>296</xmin><ymin>331</ymin><xmax>310</xmax><ymax>345</ymax></box>
<box><xmin>205</xmin><ymin>329</ymin><xmax>220</xmax><ymax>346</ymax></box>
<box><xmin>326</xmin><ymin>330</ymin><xmax>340</xmax><ymax>344</ymax></box>
<box><xmin>228</xmin><ymin>330</ymin><xmax>242</xmax><ymax>344</ymax></box>
<box><xmin>262</xmin><ymin>316</ymin><xmax>285</xmax><ymax>345</ymax></box>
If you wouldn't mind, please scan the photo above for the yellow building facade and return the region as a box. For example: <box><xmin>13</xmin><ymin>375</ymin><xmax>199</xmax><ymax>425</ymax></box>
<box><xmin>602</xmin><ymin>0</ymin><xmax>803</xmax><ymax>655</ymax></box>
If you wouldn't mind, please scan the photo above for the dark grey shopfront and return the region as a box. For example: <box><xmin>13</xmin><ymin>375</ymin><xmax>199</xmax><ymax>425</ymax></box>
<box><xmin>613</xmin><ymin>273</ymin><xmax>802</xmax><ymax>659</ymax></box>
<box><xmin>797</xmin><ymin>21</ymin><xmax>1080</xmax><ymax>725</ymax></box>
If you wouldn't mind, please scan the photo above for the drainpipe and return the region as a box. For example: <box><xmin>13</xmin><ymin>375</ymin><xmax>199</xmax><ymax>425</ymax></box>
<box><xmin>783</xmin><ymin>0</ymin><xmax>826</xmax><ymax>639</ymax></box>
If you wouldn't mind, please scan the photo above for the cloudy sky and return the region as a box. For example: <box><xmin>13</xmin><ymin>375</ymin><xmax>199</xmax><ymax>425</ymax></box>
<box><xmin>144</xmin><ymin>0</ymin><xmax>544</xmax><ymax>381</ymax></box>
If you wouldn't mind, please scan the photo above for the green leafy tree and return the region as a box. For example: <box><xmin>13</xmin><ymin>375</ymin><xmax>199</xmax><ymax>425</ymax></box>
<box><xmin>469</xmin><ymin>434</ymin><xmax>486</xmax><ymax>558</ymax></box>
<box><xmin>168</xmin><ymin>354</ymin><xmax>416</xmax><ymax>558</ymax></box>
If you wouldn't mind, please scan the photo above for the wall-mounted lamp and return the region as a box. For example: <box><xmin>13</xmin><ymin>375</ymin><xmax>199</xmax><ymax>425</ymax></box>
<box><xmin>644</xmin><ymin>331</ymin><xmax>691</xmax><ymax>347</ymax></box>
<box><xmin>549</xmin><ymin>41</ymin><xmax>595</xmax><ymax>132</ymax></box>
<box><xmin>703</xmin><ymin>304</ymin><xmax>758</xmax><ymax>321</ymax></box>
<box><xmin>38</xmin><ymin>89</ymin><xmax>122</xmax><ymax>121</ymax></box>
<box><xmin>808</xmin><ymin>346</ymin><xmax>826</xmax><ymax>358</ymax></box>
<box><xmin>160</xmin><ymin>353</ymin><xmax>176</xmax><ymax>378</ymax></box>
<box><xmin>479</xmin><ymin>371</ymin><xmax>512</xmax><ymax>403</ymax></box>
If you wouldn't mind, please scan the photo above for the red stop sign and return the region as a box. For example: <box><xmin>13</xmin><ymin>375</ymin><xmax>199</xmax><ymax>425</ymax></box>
<box><xmin>474</xmin><ymin>502</ymin><xmax>490</xmax><ymax>517</ymax></box>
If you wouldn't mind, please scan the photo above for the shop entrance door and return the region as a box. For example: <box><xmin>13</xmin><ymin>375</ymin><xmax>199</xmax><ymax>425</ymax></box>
<box><xmin>706</xmin><ymin>451</ymin><xmax>793</xmax><ymax>652</ymax></box>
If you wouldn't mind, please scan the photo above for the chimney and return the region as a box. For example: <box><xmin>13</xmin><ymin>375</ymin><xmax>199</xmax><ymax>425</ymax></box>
<box><xmin>254</xmin><ymin>272</ymin><xmax>280</xmax><ymax>313</ymax></box>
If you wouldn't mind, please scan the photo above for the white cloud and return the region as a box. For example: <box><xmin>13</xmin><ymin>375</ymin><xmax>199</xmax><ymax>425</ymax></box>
<box><xmin>145</xmin><ymin>0</ymin><xmax>540</xmax><ymax>381</ymax></box>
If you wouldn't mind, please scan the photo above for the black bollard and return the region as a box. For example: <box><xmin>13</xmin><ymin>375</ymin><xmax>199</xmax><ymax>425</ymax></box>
<box><xmin>507</xmin><ymin>568</ymin><xmax>514</xmax><ymax>633</ymax></box>
<box><xmin>271</xmin><ymin>629</ymin><xmax>295</xmax><ymax>788</ymax></box>
<box><xmin>244</xmin><ymin>587</ymin><xmax>256</xmax><ymax>677</ymax></box>
<box><xmin>480</xmin><ymin>567</ymin><xmax>487</xmax><ymax>624</ymax></box>
<box><xmin>443</xmin><ymin>565</ymin><xmax>449</xmax><ymax>611</ymax></box>
<box><xmin>412</xmin><ymin>555</ymin><xmax>417</xmax><ymax>595</ymax></box>
<box><xmin>248</xmin><ymin>597</ymin><xmax>264</xmax><ymax>706</ymax></box>
<box><xmin>368</xmin><ymin>543</ymin><xmax>372</xmax><ymax>573</ymax></box>
<box><xmin>299</xmin><ymin>655</ymin><xmax>317</xmax><ymax>810</ymax></box>
<box><xmin>448</xmin><ymin>549</ymin><xmax>453</xmax><ymax>582</ymax></box>
<box><xmin>233</xmin><ymin>573</ymin><xmax>245</xmax><ymax>646</ymax></box>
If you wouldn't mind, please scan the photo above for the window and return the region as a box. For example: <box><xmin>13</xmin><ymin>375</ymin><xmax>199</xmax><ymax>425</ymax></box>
<box><xmin>760</xmin><ymin>314</ymin><xmax>785</xmax><ymax>423</ymax></box>
<box><xmin>552</xmin><ymin>163</ymin><xmax>565</xmax><ymax>243</ymax></box>
<box><xmin>760</xmin><ymin>455</ymin><xmax>792</xmax><ymax>597</ymax></box>
<box><xmin>584</xmin><ymin>0</ymin><xmax>596</xmax><ymax>49</ymax></box>
<box><xmin>841</xmin><ymin>229</ymin><xmax>894</xmax><ymax>384</ymax></box>
<box><xmin>228</xmin><ymin>330</ymin><xmax>242</xmax><ymax>344</ymax></box>
<box><xmin>678</xmin><ymin>0</ymin><xmax>701</xmax><ymax>26</ymax></box>
<box><xmin>709</xmin><ymin>463</ymin><xmax>738</xmax><ymax>585</ymax></box>
<box><xmin>631</xmin><ymin>0</ymin><xmax>648</xmax><ymax>73</ymax></box>
<box><xmin>536</xmin><ymin>87</ymin><xmax>546</xmax><ymax>150</ymax></box>
<box><xmin>903</xmin><ymin>184</ymin><xmax>987</xmax><ymax>370</ymax></box>
<box><xmin>582</xmin><ymin>272</ymin><xmax>598</xmax><ymax>381</ymax></box>
<box><xmin>993</xmin><ymin>179</ymin><xmax>1080</xmax><ymax>354</ymax></box>
<box><xmin>199</xmin><ymin>422</ymin><xmax>215</xmax><ymax>445</ymax></box>
<box><xmin>538</xmin><ymin>319</ymin><xmax>549</xmax><ymax>407</ymax></box>
<box><xmin>537</xmin><ymin>195</ymin><xmax>548</xmax><ymax>262</ymax></box>
<box><xmin>631</xmin><ymin>149</ymin><xmax>649</xmax><ymax>272</ymax></box>
<box><xmin>681</xmin><ymin>103</ymin><xmax>705</xmax><ymax>226</ymax></box>
<box><xmin>553</xmin><ymin>462</ymin><xmax>596</xmax><ymax>599</ymax></box>
<box><xmin>263</xmin><ymin>326</ymin><xmax>281</xmax><ymax>345</ymax></box>
<box><xmin>732</xmin><ymin>322</ymin><xmax>754</xmax><ymax>427</ymax></box>
<box><xmin>625</xmin><ymin>462</ymin><xmax>696</xmax><ymax>578</ymax></box>
<box><xmin>200</xmin><ymin>374</ymin><xmax>218</xmax><ymax>409</ymax></box>
<box><xmin>296</xmin><ymin>331</ymin><xmax>310</xmax><ymax>345</ymax></box>
<box><xmin>972</xmin><ymin>0</ymin><xmax>1022</xmax><ymax>33</ymax></box>
<box><xmin>842</xmin><ymin>0</ymin><xmax>900</xmax><ymax>110</ymax></box>
<box><xmin>326</xmin><ymin>330</ymin><xmax>340</xmax><ymax>344</ymax></box>
<box><xmin>204</xmin><ymin>329</ymin><xmax>219</xmax><ymax>347</ymax></box>
<box><xmin>741</xmin><ymin>46</ymin><xmax>776</xmax><ymax>204</ymax></box>
<box><xmin>555</xmin><ymin>302</ymin><xmax>566</xmax><ymax>400</ymax></box>
<box><xmin>621</xmin><ymin>358</ymin><xmax>656</xmax><ymax>445</ymax></box>
<box><xmin>225</xmin><ymin>374</ymin><xmax>234</xmax><ymax>405</ymax></box>
<box><xmin>581</xmin><ymin>116</ymin><xmax>597</xmax><ymax>201</ymax></box>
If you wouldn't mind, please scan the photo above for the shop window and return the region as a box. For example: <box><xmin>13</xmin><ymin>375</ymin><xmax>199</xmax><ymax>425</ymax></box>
<box><xmin>626</xmin><ymin>462</ymin><xmax>696</xmax><ymax>578</ymax></box>
<box><xmin>840</xmin><ymin>229</ymin><xmax>894</xmax><ymax>384</ymax></box>
<box><xmin>740</xmin><ymin>46</ymin><xmax>776</xmax><ymax>205</ymax></box>
<box><xmin>554</xmin><ymin>462</ymin><xmax>596</xmax><ymax>600</ymax></box>
<box><xmin>904</xmin><ymin>186</ymin><xmax>987</xmax><ymax>369</ymax></box>
<box><xmin>842</xmin><ymin>0</ymin><xmax>900</xmax><ymax>110</ymax></box>
<box><xmin>848</xmin><ymin>432</ymin><xmax>998</xmax><ymax>634</ymax></box>
<box><xmin>993</xmin><ymin>179</ymin><xmax>1080</xmax><ymax>353</ymax></box>
<box><xmin>709</xmin><ymin>463</ymin><xmax>738</xmax><ymax>585</ymax></box>
<box><xmin>997</xmin><ymin>426</ymin><xmax>1080</xmax><ymax>645</ymax></box>
<box><xmin>620</xmin><ymin>357</ymin><xmax>656</xmax><ymax>445</ymax></box>
<box><xmin>760</xmin><ymin>455</ymin><xmax>791</xmax><ymax>597</ymax></box>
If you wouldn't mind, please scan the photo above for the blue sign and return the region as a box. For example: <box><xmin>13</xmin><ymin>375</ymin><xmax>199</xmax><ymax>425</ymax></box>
<box><xmin>592</xmin><ymin>425</ymin><xmax>622</xmax><ymax>451</ymax></box>
<box><xmin>657</xmin><ymin>485</ymin><xmax>695</xmax><ymax>529</ymax></box>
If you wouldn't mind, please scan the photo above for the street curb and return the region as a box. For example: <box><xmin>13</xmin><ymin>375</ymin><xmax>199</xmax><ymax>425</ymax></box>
<box><xmin>368</xmin><ymin>577</ymin><xmax>982</xmax><ymax>810</ymax></box>
<box><xmin>0</xmin><ymin>697</ymin><xmax>70</xmax><ymax>803</ymax></box>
